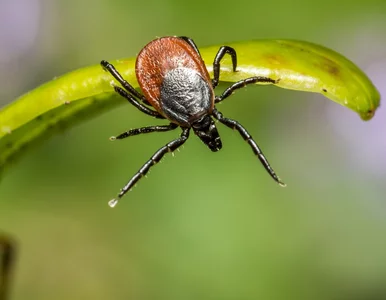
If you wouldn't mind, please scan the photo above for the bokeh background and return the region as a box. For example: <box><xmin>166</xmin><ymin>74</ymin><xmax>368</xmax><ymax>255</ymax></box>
<box><xmin>0</xmin><ymin>0</ymin><xmax>386</xmax><ymax>299</ymax></box>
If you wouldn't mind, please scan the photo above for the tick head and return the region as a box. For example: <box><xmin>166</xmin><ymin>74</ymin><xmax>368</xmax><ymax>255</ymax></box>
<box><xmin>192</xmin><ymin>115</ymin><xmax>222</xmax><ymax>152</ymax></box>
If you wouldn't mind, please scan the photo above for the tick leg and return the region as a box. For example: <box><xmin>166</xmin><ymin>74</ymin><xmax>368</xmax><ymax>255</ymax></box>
<box><xmin>178</xmin><ymin>36</ymin><xmax>202</xmax><ymax>56</ymax></box>
<box><xmin>212</xmin><ymin>109</ymin><xmax>285</xmax><ymax>187</ymax></box>
<box><xmin>215</xmin><ymin>76</ymin><xmax>279</xmax><ymax>104</ymax></box>
<box><xmin>0</xmin><ymin>235</ymin><xmax>15</xmax><ymax>300</ymax></box>
<box><xmin>212</xmin><ymin>46</ymin><xmax>238</xmax><ymax>88</ymax></box>
<box><xmin>114</xmin><ymin>86</ymin><xmax>165</xmax><ymax>119</ymax></box>
<box><xmin>109</xmin><ymin>128</ymin><xmax>190</xmax><ymax>207</ymax></box>
<box><xmin>111</xmin><ymin>123</ymin><xmax>178</xmax><ymax>140</ymax></box>
<box><xmin>100</xmin><ymin>60</ymin><xmax>151</xmax><ymax>105</ymax></box>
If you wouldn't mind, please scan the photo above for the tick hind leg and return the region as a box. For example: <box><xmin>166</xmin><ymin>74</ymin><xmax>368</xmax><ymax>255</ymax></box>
<box><xmin>110</xmin><ymin>123</ymin><xmax>178</xmax><ymax>140</ymax></box>
<box><xmin>212</xmin><ymin>109</ymin><xmax>285</xmax><ymax>187</ymax></box>
<box><xmin>178</xmin><ymin>36</ymin><xmax>202</xmax><ymax>56</ymax></box>
<box><xmin>0</xmin><ymin>235</ymin><xmax>15</xmax><ymax>300</ymax></box>
<box><xmin>108</xmin><ymin>128</ymin><xmax>190</xmax><ymax>207</ymax></box>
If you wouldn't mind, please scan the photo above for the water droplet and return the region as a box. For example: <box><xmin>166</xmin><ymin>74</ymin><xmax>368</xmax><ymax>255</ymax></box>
<box><xmin>278</xmin><ymin>181</ymin><xmax>287</xmax><ymax>188</ymax></box>
<box><xmin>108</xmin><ymin>198</ymin><xmax>118</xmax><ymax>208</ymax></box>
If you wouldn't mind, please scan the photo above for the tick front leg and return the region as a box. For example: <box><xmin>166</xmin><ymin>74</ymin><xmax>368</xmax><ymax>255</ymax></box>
<box><xmin>114</xmin><ymin>86</ymin><xmax>165</xmax><ymax>119</ymax></box>
<box><xmin>110</xmin><ymin>123</ymin><xmax>178</xmax><ymax>140</ymax></box>
<box><xmin>108</xmin><ymin>127</ymin><xmax>190</xmax><ymax>207</ymax></box>
<box><xmin>101</xmin><ymin>60</ymin><xmax>150</xmax><ymax>104</ymax></box>
<box><xmin>215</xmin><ymin>77</ymin><xmax>279</xmax><ymax>104</ymax></box>
<box><xmin>212</xmin><ymin>46</ymin><xmax>238</xmax><ymax>88</ymax></box>
<box><xmin>212</xmin><ymin>109</ymin><xmax>285</xmax><ymax>187</ymax></box>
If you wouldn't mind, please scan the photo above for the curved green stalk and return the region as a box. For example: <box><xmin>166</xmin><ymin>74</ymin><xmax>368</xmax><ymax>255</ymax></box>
<box><xmin>0</xmin><ymin>39</ymin><xmax>380</xmax><ymax>176</ymax></box>
<box><xmin>0</xmin><ymin>233</ymin><xmax>15</xmax><ymax>300</ymax></box>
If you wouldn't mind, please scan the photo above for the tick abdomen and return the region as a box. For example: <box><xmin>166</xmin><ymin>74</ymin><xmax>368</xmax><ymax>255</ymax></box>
<box><xmin>160</xmin><ymin>67</ymin><xmax>213</xmax><ymax>126</ymax></box>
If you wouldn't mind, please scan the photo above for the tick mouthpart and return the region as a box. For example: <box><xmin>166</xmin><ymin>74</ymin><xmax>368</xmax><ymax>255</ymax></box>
<box><xmin>192</xmin><ymin>115</ymin><xmax>222</xmax><ymax>152</ymax></box>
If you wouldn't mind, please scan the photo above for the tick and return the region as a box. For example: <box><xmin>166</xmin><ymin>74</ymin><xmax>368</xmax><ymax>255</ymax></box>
<box><xmin>101</xmin><ymin>36</ymin><xmax>285</xmax><ymax>207</ymax></box>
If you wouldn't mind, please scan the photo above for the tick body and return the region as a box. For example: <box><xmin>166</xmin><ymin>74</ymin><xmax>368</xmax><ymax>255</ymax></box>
<box><xmin>101</xmin><ymin>36</ymin><xmax>284</xmax><ymax>207</ymax></box>
<box><xmin>137</xmin><ymin>38</ymin><xmax>215</xmax><ymax>127</ymax></box>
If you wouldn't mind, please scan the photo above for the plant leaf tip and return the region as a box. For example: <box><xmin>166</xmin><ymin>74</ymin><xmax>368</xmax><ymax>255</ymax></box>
<box><xmin>360</xmin><ymin>108</ymin><xmax>378</xmax><ymax>121</ymax></box>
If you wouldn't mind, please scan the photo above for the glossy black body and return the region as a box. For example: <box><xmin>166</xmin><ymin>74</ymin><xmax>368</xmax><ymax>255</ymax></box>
<box><xmin>101</xmin><ymin>36</ymin><xmax>283</xmax><ymax>205</ymax></box>
<box><xmin>160</xmin><ymin>67</ymin><xmax>212</xmax><ymax>126</ymax></box>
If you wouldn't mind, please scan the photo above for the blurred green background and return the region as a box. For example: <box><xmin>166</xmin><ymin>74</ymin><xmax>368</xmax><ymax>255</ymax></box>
<box><xmin>1</xmin><ymin>0</ymin><xmax>386</xmax><ymax>299</ymax></box>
